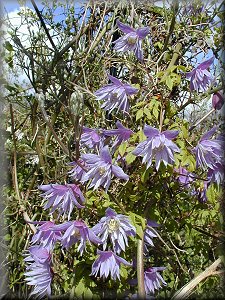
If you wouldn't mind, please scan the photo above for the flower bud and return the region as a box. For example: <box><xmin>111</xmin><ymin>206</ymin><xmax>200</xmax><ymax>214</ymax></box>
<box><xmin>70</xmin><ymin>89</ymin><xmax>83</xmax><ymax>116</ymax></box>
<box><xmin>212</xmin><ymin>92</ymin><xmax>224</xmax><ymax>110</ymax></box>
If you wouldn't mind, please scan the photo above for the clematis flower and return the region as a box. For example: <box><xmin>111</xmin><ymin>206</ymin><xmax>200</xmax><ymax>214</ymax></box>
<box><xmin>212</xmin><ymin>92</ymin><xmax>224</xmax><ymax>110</ymax></box>
<box><xmin>39</xmin><ymin>184</ymin><xmax>85</xmax><ymax>220</ymax></box>
<box><xmin>28</xmin><ymin>221</ymin><xmax>61</xmax><ymax>250</ymax></box>
<box><xmin>174</xmin><ymin>166</ymin><xmax>195</xmax><ymax>187</ymax></box>
<box><xmin>196</xmin><ymin>181</ymin><xmax>209</xmax><ymax>203</ymax></box>
<box><xmin>80</xmin><ymin>126</ymin><xmax>105</xmax><ymax>149</ymax></box>
<box><xmin>133</xmin><ymin>125</ymin><xmax>180</xmax><ymax>170</ymax></box>
<box><xmin>207</xmin><ymin>162</ymin><xmax>224</xmax><ymax>186</ymax></box>
<box><xmin>51</xmin><ymin>220</ymin><xmax>102</xmax><ymax>254</ymax></box>
<box><xmin>81</xmin><ymin>146</ymin><xmax>129</xmax><ymax>191</ymax></box>
<box><xmin>95</xmin><ymin>74</ymin><xmax>138</xmax><ymax>114</ymax></box>
<box><xmin>24</xmin><ymin>246</ymin><xmax>53</xmax><ymax>299</ymax></box>
<box><xmin>68</xmin><ymin>159</ymin><xmax>87</xmax><ymax>182</ymax></box>
<box><xmin>144</xmin><ymin>220</ymin><xmax>159</xmax><ymax>248</ymax></box>
<box><xmin>92</xmin><ymin>207</ymin><xmax>136</xmax><ymax>254</ymax></box>
<box><xmin>103</xmin><ymin>121</ymin><xmax>133</xmax><ymax>151</ymax></box>
<box><xmin>91</xmin><ymin>249</ymin><xmax>131</xmax><ymax>280</ymax></box>
<box><xmin>113</xmin><ymin>20</ymin><xmax>150</xmax><ymax>61</ymax></box>
<box><xmin>144</xmin><ymin>267</ymin><xmax>167</xmax><ymax>294</ymax></box>
<box><xmin>186</xmin><ymin>56</ymin><xmax>214</xmax><ymax>92</ymax></box>
<box><xmin>193</xmin><ymin>127</ymin><xmax>222</xmax><ymax>170</ymax></box>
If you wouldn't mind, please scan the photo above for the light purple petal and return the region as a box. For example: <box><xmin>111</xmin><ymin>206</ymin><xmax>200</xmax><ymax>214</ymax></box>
<box><xmin>116</xmin><ymin>20</ymin><xmax>135</xmax><ymax>34</ymax></box>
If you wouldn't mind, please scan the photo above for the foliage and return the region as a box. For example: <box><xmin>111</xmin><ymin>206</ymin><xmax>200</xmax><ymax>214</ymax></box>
<box><xmin>1</xmin><ymin>0</ymin><xmax>225</xmax><ymax>299</ymax></box>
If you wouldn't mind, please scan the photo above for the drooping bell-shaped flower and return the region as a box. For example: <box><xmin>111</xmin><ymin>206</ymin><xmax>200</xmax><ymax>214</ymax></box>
<box><xmin>24</xmin><ymin>246</ymin><xmax>53</xmax><ymax>299</ymax></box>
<box><xmin>92</xmin><ymin>207</ymin><xmax>136</xmax><ymax>254</ymax></box>
<box><xmin>28</xmin><ymin>220</ymin><xmax>61</xmax><ymax>250</ymax></box>
<box><xmin>95</xmin><ymin>74</ymin><xmax>138</xmax><ymax>114</ymax></box>
<box><xmin>39</xmin><ymin>184</ymin><xmax>85</xmax><ymax>220</ymax></box>
<box><xmin>103</xmin><ymin>121</ymin><xmax>133</xmax><ymax>151</ymax></box>
<box><xmin>51</xmin><ymin>220</ymin><xmax>102</xmax><ymax>255</ymax></box>
<box><xmin>91</xmin><ymin>249</ymin><xmax>131</xmax><ymax>281</ymax></box>
<box><xmin>193</xmin><ymin>127</ymin><xmax>222</xmax><ymax>170</ymax></box>
<box><xmin>113</xmin><ymin>20</ymin><xmax>150</xmax><ymax>61</ymax></box>
<box><xmin>186</xmin><ymin>56</ymin><xmax>214</xmax><ymax>92</ymax></box>
<box><xmin>133</xmin><ymin>125</ymin><xmax>180</xmax><ymax>170</ymax></box>
<box><xmin>81</xmin><ymin>146</ymin><xmax>129</xmax><ymax>191</ymax></box>
<box><xmin>212</xmin><ymin>92</ymin><xmax>224</xmax><ymax>110</ymax></box>
<box><xmin>144</xmin><ymin>267</ymin><xmax>167</xmax><ymax>294</ymax></box>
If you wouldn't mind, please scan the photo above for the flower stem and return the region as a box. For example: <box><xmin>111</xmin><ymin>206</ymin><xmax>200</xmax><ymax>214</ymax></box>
<box><xmin>137</xmin><ymin>237</ymin><xmax>145</xmax><ymax>299</ymax></box>
<box><xmin>189</xmin><ymin>108</ymin><xmax>215</xmax><ymax>132</ymax></box>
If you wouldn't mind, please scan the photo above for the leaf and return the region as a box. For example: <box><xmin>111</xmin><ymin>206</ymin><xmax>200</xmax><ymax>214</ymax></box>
<box><xmin>144</xmin><ymin>107</ymin><xmax>152</xmax><ymax>119</ymax></box>
<box><xmin>153</xmin><ymin>103</ymin><xmax>159</xmax><ymax>119</ymax></box>
<box><xmin>125</xmin><ymin>152</ymin><xmax>136</xmax><ymax>165</ymax></box>
<box><xmin>166</xmin><ymin>76</ymin><xmax>173</xmax><ymax>90</ymax></box>
<box><xmin>75</xmin><ymin>280</ymin><xmax>85</xmax><ymax>297</ymax></box>
<box><xmin>136</xmin><ymin>109</ymin><xmax>143</xmax><ymax>121</ymax></box>
<box><xmin>5</xmin><ymin>41</ymin><xmax>13</xmax><ymax>52</ymax></box>
<box><xmin>84</xmin><ymin>287</ymin><xmax>93</xmax><ymax>299</ymax></box>
<box><xmin>118</xmin><ymin>141</ymin><xmax>128</xmax><ymax>157</ymax></box>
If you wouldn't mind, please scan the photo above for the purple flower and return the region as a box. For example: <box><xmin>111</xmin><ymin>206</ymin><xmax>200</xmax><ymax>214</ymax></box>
<box><xmin>95</xmin><ymin>74</ymin><xmax>138</xmax><ymax>114</ymax></box>
<box><xmin>186</xmin><ymin>56</ymin><xmax>214</xmax><ymax>92</ymax></box>
<box><xmin>24</xmin><ymin>246</ymin><xmax>53</xmax><ymax>299</ymax></box>
<box><xmin>28</xmin><ymin>221</ymin><xmax>61</xmax><ymax>250</ymax></box>
<box><xmin>68</xmin><ymin>159</ymin><xmax>87</xmax><ymax>182</ymax></box>
<box><xmin>80</xmin><ymin>127</ymin><xmax>105</xmax><ymax>149</ymax></box>
<box><xmin>144</xmin><ymin>220</ymin><xmax>159</xmax><ymax>248</ymax></box>
<box><xmin>144</xmin><ymin>267</ymin><xmax>167</xmax><ymax>294</ymax></box>
<box><xmin>113</xmin><ymin>20</ymin><xmax>150</xmax><ymax>61</ymax></box>
<box><xmin>207</xmin><ymin>162</ymin><xmax>224</xmax><ymax>186</ymax></box>
<box><xmin>133</xmin><ymin>125</ymin><xmax>180</xmax><ymax>170</ymax></box>
<box><xmin>81</xmin><ymin>146</ymin><xmax>129</xmax><ymax>191</ymax></box>
<box><xmin>92</xmin><ymin>207</ymin><xmax>136</xmax><ymax>254</ymax></box>
<box><xmin>91</xmin><ymin>249</ymin><xmax>131</xmax><ymax>280</ymax></box>
<box><xmin>103</xmin><ymin>121</ymin><xmax>133</xmax><ymax>151</ymax></box>
<box><xmin>196</xmin><ymin>181</ymin><xmax>209</xmax><ymax>203</ymax></box>
<box><xmin>212</xmin><ymin>92</ymin><xmax>224</xmax><ymax>110</ymax></box>
<box><xmin>193</xmin><ymin>127</ymin><xmax>222</xmax><ymax>170</ymax></box>
<box><xmin>52</xmin><ymin>220</ymin><xmax>102</xmax><ymax>254</ymax></box>
<box><xmin>39</xmin><ymin>184</ymin><xmax>85</xmax><ymax>220</ymax></box>
<box><xmin>174</xmin><ymin>166</ymin><xmax>195</xmax><ymax>187</ymax></box>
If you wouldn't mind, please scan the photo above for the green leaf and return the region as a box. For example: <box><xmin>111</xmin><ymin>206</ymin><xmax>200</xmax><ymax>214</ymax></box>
<box><xmin>166</xmin><ymin>76</ymin><xmax>173</xmax><ymax>90</ymax></box>
<box><xmin>125</xmin><ymin>152</ymin><xmax>136</xmax><ymax>165</ymax></box>
<box><xmin>144</xmin><ymin>107</ymin><xmax>152</xmax><ymax>119</ymax></box>
<box><xmin>75</xmin><ymin>280</ymin><xmax>85</xmax><ymax>297</ymax></box>
<box><xmin>5</xmin><ymin>41</ymin><xmax>14</xmax><ymax>52</ymax></box>
<box><xmin>136</xmin><ymin>109</ymin><xmax>143</xmax><ymax>121</ymax></box>
<box><xmin>153</xmin><ymin>104</ymin><xmax>159</xmax><ymax>119</ymax></box>
<box><xmin>118</xmin><ymin>141</ymin><xmax>128</xmax><ymax>157</ymax></box>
